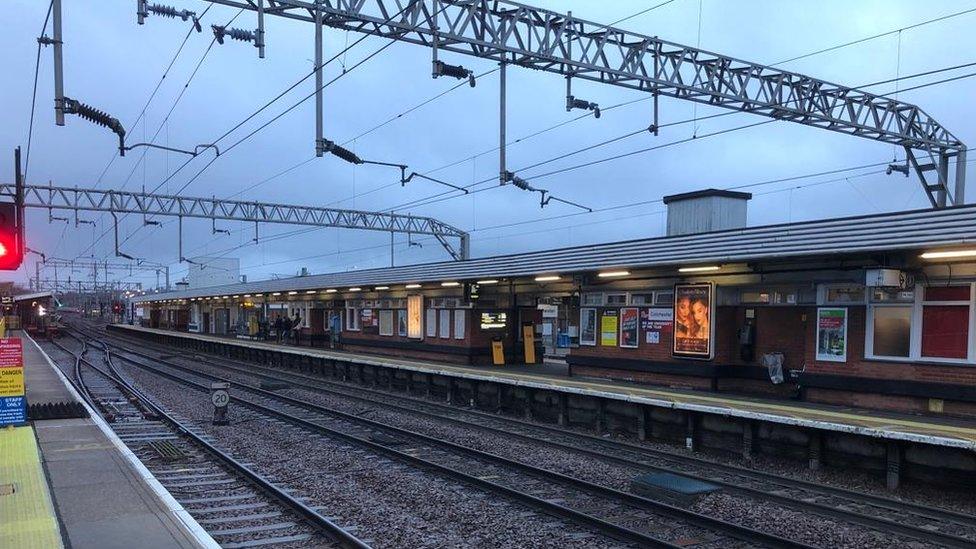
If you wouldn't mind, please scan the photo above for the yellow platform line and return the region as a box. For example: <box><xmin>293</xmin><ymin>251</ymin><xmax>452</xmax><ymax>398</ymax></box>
<box><xmin>0</xmin><ymin>425</ymin><xmax>63</xmax><ymax>549</ymax></box>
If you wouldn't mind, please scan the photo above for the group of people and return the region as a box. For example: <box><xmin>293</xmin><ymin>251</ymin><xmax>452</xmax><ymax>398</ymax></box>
<box><xmin>271</xmin><ymin>313</ymin><xmax>303</xmax><ymax>344</ymax></box>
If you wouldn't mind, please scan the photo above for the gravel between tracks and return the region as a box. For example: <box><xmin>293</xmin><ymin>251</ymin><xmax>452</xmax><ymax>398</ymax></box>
<box><xmin>146</xmin><ymin>353</ymin><xmax>936</xmax><ymax>549</ymax></box>
<box><xmin>116</xmin><ymin>358</ymin><xmax>627</xmax><ymax>549</ymax></box>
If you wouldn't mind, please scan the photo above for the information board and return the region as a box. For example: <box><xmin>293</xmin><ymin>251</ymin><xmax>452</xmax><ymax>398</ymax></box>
<box><xmin>0</xmin><ymin>338</ymin><xmax>25</xmax><ymax>426</ymax></box>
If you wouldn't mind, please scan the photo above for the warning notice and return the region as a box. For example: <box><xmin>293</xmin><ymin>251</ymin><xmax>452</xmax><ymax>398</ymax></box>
<box><xmin>0</xmin><ymin>338</ymin><xmax>25</xmax><ymax>426</ymax></box>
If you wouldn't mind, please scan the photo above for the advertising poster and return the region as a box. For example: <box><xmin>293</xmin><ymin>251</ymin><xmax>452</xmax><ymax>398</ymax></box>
<box><xmin>0</xmin><ymin>338</ymin><xmax>25</xmax><ymax>427</ymax></box>
<box><xmin>673</xmin><ymin>283</ymin><xmax>714</xmax><ymax>358</ymax></box>
<box><xmin>407</xmin><ymin>295</ymin><xmax>424</xmax><ymax>339</ymax></box>
<box><xmin>816</xmin><ymin>307</ymin><xmax>848</xmax><ymax>362</ymax></box>
<box><xmin>580</xmin><ymin>308</ymin><xmax>597</xmax><ymax>346</ymax></box>
<box><xmin>640</xmin><ymin>308</ymin><xmax>673</xmax><ymax>346</ymax></box>
<box><xmin>619</xmin><ymin>307</ymin><xmax>639</xmax><ymax>348</ymax></box>
<box><xmin>600</xmin><ymin>310</ymin><xmax>618</xmax><ymax>346</ymax></box>
<box><xmin>397</xmin><ymin>309</ymin><xmax>408</xmax><ymax>336</ymax></box>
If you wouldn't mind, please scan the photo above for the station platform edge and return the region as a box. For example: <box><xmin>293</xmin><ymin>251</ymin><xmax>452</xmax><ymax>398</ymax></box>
<box><xmin>112</xmin><ymin>324</ymin><xmax>976</xmax><ymax>451</ymax></box>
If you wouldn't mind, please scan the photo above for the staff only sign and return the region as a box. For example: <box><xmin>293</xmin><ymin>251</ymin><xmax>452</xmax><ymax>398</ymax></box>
<box><xmin>0</xmin><ymin>338</ymin><xmax>26</xmax><ymax>426</ymax></box>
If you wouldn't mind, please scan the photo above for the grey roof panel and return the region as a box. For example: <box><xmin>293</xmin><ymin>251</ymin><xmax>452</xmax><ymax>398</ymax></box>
<box><xmin>132</xmin><ymin>205</ymin><xmax>976</xmax><ymax>302</ymax></box>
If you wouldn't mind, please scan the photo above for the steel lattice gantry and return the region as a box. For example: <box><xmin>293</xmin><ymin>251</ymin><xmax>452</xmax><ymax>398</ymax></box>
<box><xmin>33</xmin><ymin>258</ymin><xmax>170</xmax><ymax>293</ymax></box>
<box><xmin>199</xmin><ymin>0</ymin><xmax>967</xmax><ymax>207</ymax></box>
<box><xmin>0</xmin><ymin>183</ymin><xmax>470</xmax><ymax>260</ymax></box>
<box><xmin>33</xmin><ymin>279</ymin><xmax>144</xmax><ymax>293</ymax></box>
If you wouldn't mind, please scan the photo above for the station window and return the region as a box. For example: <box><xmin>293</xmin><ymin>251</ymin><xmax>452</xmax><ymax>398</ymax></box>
<box><xmin>582</xmin><ymin>293</ymin><xmax>604</xmax><ymax>306</ymax></box>
<box><xmin>605</xmin><ymin>293</ymin><xmax>628</xmax><ymax>306</ymax></box>
<box><xmin>867</xmin><ymin>284</ymin><xmax>975</xmax><ymax>363</ymax></box>
<box><xmin>345</xmin><ymin>307</ymin><xmax>360</xmax><ymax>331</ymax></box>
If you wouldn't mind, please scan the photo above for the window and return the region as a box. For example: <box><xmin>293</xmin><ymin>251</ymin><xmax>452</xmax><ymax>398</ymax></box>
<box><xmin>345</xmin><ymin>307</ymin><xmax>360</xmax><ymax>331</ymax></box>
<box><xmin>819</xmin><ymin>284</ymin><xmax>865</xmax><ymax>305</ymax></box>
<box><xmin>867</xmin><ymin>284</ymin><xmax>975</xmax><ymax>363</ymax></box>
<box><xmin>425</xmin><ymin>308</ymin><xmax>437</xmax><ymax>337</ymax></box>
<box><xmin>582</xmin><ymin>293</ymin><xmax>604</xmax><ymax>306</ymax></box>
<box><xmin>630</xmin><ymin>293</ymin><xmax>654</xmax><ymax>306</ymax></box>
<box><xmin>439</xmin><ymin>309</ymin><xmax>451</xmax><ymax>339</ymax></box>
<box><xmin>605</xmin><ymin>293</ymin><xmax>627</xmax><ymax>306</ymax></box>
<box><xmin>454</xmin><ymin>310</ymin><xmax>465</xmax><ymax>340</ymax></box>
<box><xmin>654</xmin><ymin>291</ymin><xmax>674</xmax><ymax>306</ymax></box>
<box><xmin>379</xmin><ymin>310</ymin><xmax>394</xmax><ymax>336</ymax></box>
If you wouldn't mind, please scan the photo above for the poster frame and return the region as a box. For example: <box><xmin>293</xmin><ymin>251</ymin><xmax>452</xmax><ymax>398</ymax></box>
<box><xmin>619</xmin><ymin>307</ymin><xmax>639</xmax><ymax>349</ymax></box>
<box><xmin>672</xmin><ymin>282</ymin><xmax>715</xmax><ymax>360</ymax></box>
<box><xmin>815</xmin><ymin>306</ymin><xmax>848</xmax><ymax>362</ymax></box>
<box><xmin>579</xmin><ymin>307</ymin><xmax>597</xmax><ymax>346</ymax></box>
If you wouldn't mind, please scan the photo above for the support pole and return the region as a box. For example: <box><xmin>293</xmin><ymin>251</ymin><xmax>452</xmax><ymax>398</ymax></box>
<box><xmin>256</xmin><ymin>0</ymin><xmax>265</xmax><ymax>58</ymax></box>
<box><xmin>938</xmin><ymin>151</ymin><xmax>950</xmax><ymax>208</ymax></box>
<box><xmin>955</xmin><ymin>150</ymin><xmax>967</xmax><ymax>205</ymax></box>
<box><xmin>498</xmin><ymin>61</ymin><xmax>506</xmax><ymax>184</ymax></box>
<box><xmin>53</xmin><ymin>0</ymin><xmax>65</xmax><ymax>126</ymax></box>
<box><xmin>313</xmin><ymin>0</ymin><xmax>324</xmax><ymax>157</ymax></box>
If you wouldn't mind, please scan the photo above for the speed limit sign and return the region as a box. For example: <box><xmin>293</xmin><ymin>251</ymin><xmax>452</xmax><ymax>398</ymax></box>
<box><xmin>210</xmin><ymin>382</ymin><xmax>231</xmax><ymax>425</ymax></box>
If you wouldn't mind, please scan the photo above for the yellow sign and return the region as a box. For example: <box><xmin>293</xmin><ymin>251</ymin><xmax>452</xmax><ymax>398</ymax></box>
<box><xmin>491</xmin><ymin>340</ymin><xmax>505</xmax><ymax>365</ymax></box>
<box><xmin>522</xmin><ymin>324</ymin><xmax>536</xmax><ymax>364</ymax></box>
<box><xmin>601</xmin><ymin>313</ymin><xmax>618</xmax><ymax>346</ymax></box>
<box><xmin>0</xmin><ymin>367</ymin><xmax>24</xmax><ymax>396</ymax></box>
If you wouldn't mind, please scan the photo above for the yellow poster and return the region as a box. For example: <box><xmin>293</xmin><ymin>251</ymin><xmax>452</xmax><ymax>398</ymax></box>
<box><xmin>601</xmin><ymin>312</ymin><xmax>618</xmax><ymax>346</ymax></box>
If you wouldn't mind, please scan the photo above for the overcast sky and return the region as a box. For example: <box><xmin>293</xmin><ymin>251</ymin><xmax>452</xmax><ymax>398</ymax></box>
<box><xmin>3</xmin><ymin>0</ymin><xmax>974</xmax><ymax>290</ymax></box>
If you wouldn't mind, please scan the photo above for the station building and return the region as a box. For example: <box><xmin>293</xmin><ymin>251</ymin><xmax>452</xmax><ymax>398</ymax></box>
<box><xmin>130</xmin><ymin>191</ymin><xmax>976</xmax><ymax>418</ymax></box>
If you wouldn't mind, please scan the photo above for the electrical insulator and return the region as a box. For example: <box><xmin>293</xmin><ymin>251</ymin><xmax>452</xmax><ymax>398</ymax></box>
<box><xmin>567</xmin><ymin>96</ymin><xmax>600</xmax><ymax>118</ymax></box>
<box><xmin>63</xmin><ymin>97</ymin><xmax>127</xmax><ymax>156</ymax></box>
<box><xmin>323</xmin><ymin>140</ymin><xmax>364</xmax><ymax>165</ymax></box>
<box><xmin>433</xmin><ymin>60</ymin><xmax>476</xmax><ymax>87</ymax></box>
<box><xmin>503</xmin><ymin>171</ymin><xmax>532</xmax><ymax>190</ymax></box>
<box><xmin>213</xmin><ymin>25</ymin><xmax>256</xmax><ymax>45</ymax></box>
<box><xmin>139</xmin><ymin>1</ymin><xmax>201</xmax><ymax>31</ymax></box>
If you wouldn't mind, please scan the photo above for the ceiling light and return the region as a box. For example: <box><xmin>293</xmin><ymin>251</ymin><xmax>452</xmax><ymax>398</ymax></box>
<box><xmin>678</xmin><ymin>265</ymin><xmax>720</xmax><ymax>273</ymax></box>
<box><xmin>325</xmin><ymin>289</ymin><xmax>337</xmax><ymax>293</ymax></box>
<box><xmin>243</xmin><ymin>294</ymin><xmax>251</xmax><ymax>298</ymax></box>
<box><xmin>920</xmin><ymin>249</ymin><xmax>976</xmax><ymax>259</ymax></box>
<box><xmin>348</xmin><ymin>287</ymin><xmax>361</xmax><ymax>292</ymax></box>
<box><xmin>441</xmin><ymin>281</ymin><xmax>460</xmax><ymax>287</ymax></box>
<box><xmin>287</xmin><ymin>291</ymin><xmax>298</xmax><ymax>295</ymax></box>
<box><xmin>271</xmin><ymin>292</ymin><xmax>281</xmax><ymax>296</ymax></box>
<box><xmin>306</xmin><ymin>290</ymin><xmax>316</xmax><ymax>294</ymax></box>
<box><xmin>477</xmin><ymin>279</ymin><xmax>498</xmax><ymax>285</ymax></box>
<box><xmin>405</xmin><ymin>283</ymin><xmax>422</xmax><ymax>289</ymax></box>
<box><xmin>534</xmin><ymin>275</ymin><xmax>560</xmax><ymax>282</ymax></box>
<box><xmin>374</xmin><ymin>286</ymin><xmax>390</xmax><ymax>290</ymax></box>
<box><xmin>232</xmin><ymin>295</ymin><xmax>240</xmax><ymax>298</ymax></box>
<box><xmin>598</xmin><ymin>270</ymin><xmax>630</xmax><ymax>278</ymax></box>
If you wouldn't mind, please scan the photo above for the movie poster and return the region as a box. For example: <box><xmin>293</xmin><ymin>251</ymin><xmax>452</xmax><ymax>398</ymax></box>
<box><xmin>672</xmin><ymin>283</ymin><xmax>714</xmax><ymax>358</ymax></box>
<box><xmin>580</xmin><ymin>308</ymin><xmax>597</xmax><ymax>346</ymax></box>
<box><xmin>619</xmin><ymin>307</ymin><xmax>639</xmax><ymax>348</ymax></box>
<box><xmin>816</xmin><ymin>307</ymin><xmax>847</xmax><ymax>362</ymax></box>
<box><xmin>600</xmin><ymin>310</ymin><xmax>618</xmax><ymax>346</ymax></box>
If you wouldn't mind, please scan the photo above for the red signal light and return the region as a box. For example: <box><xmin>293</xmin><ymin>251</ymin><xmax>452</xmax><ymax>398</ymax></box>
<box><xmin>0</xmin><ymin>202</ymin><xmax>21</xmax><ymax>271</ymax></box>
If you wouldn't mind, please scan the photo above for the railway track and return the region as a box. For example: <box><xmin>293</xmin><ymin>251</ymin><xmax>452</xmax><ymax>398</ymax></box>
<box><xmin>87</xmin><ymin>323</ymin><xmax>976</xmax><ymax>549</ymax></box>
<box><xmin>45</xmin><ymin>337</ymin><xmax>370</xmax><ymax>549</ymax></box>
<box><xmin>74</xmin><ymin>328</ymin><xmax>812</xmax><ymax>549</ymax></box>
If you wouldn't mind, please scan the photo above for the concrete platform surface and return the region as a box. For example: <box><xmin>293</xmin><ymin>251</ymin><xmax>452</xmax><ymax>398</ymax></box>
<box><xmin>0</xmin><ymin>425</ymin><xmax>62</xmax><ymax>549</ymax></box>
<box><xmin>114</xmin><ymin>324</ymin><xmax>976</xmax><ymax>450</ymax></box>
<box><xmin>23</xmin><ymin>332</ymin><xmax>214</xmax><ymax>549</ymax></box>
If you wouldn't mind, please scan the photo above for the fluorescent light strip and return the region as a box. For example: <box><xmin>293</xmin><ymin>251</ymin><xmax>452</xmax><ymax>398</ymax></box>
<box><xmin>477</xmin><ymin>279</ymin><xmax>499</xmax><ymax>285</ymax></box>
<box><xmin>325</xmin><ymin>289</ymin><xmax>337</xmax><ymax>293</ymax></box>
<box><xmin>405</xmin><ymin>284</ymin><xmax>422</xmax><ymax>289</ymax></box>
<box><xmin>374</xmin><ymin>286</ymin><xmax>390</xmax><ymax>290</ymax></box>
<box><xmin>348</xmin><ymin>287</ymin><xmax>362</xmax><ymax>292</ymax></box>
<box><xmin>441</xmin><ymin>281</ymin><xmax>460</xmax><ymax>287</ymax></box>
<box><xmin>535</xmin><ymin>275</ymin><xmax>560</xmax><ymax>282</ymax></box>
<box><xmin>920</xmin><ymin>249</ymin><xmax>976</xmax><ymax>259</ymax></box>
<box><xmin>598</xmin><ymin>271</ymin><xmax>630</xmax><ymax>278</ymax></box>
<box><xmin>678</xmin><ymin>265</ymin><xmax>720</xmax><ymax>273</ymax></box>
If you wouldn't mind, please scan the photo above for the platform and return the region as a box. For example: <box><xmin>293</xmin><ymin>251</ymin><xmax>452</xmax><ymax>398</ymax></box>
<box><xmin>114</xmin><ymin>324</ymin><xmax>976</xmax><ymax>451</ymax></box>
<box><xmin>18</xmin><ymin>332</ymin><xmax>215</xmax><ymax>549</ymax></box>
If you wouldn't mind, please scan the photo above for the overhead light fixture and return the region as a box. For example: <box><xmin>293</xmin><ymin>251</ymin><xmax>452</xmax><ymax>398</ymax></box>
<box><xmin>305</xmin><ymin>290</ymin><xmax>316</xmax><ymax>294</ymax></box>
<box><xmin>243</xmin><ymin>294</ymin><xmax>252</xmax><ymax>298</ymax></box>
<box><xmin>535</xmin><ymin>275</ymin><xmax>561</xmax><ymax>282</ymax></box>
<box><xmin>477</xmin><ymin>279</ymin><xmax>499</xmax><ymax>285</ymax></box>
<box><xmin>374</xmin><ymin>286</ymin><xmax>390</xmax><ymax>290</ymax></box>
<box><xmin>678</xmin><ymin>265</ymin><xmax>721</xmax><ymax>273</ymax></box>
<box><xmin>325</xmin><ymin>289</ymin><xmax>337</xmax><ymax>293</ymax></box>
<box><xmin>405</xmin><ymin>283</ymin><xmax>422</xmax><ymax>289</ymax></box>
<box><xmin>348</xmin><ymin>287</ymin><xmax>361</xmax><ymax>292</ymax></box>
<box><xmin>271</xmin><ymin>292</ymin><xmax>281</xmax><ymax>296</ymax></box>
<box><xmin>920</xmin><ymin>249</ymin><xmax>976</xmax><ymax>259</ymax></box>
<box><xmin>287</xmin><ymin>291</ymin><xmax>298</xmax><ymax>295</ymax></box>
<box><xmin>598</xmin><ymin>270</ymin><xmax>630</xmax><ymax>278</ymax></box>
<box><xmin>441</xmin><ymin>281</ymin><xmax>460</xmax><ymax>287</ymax></box>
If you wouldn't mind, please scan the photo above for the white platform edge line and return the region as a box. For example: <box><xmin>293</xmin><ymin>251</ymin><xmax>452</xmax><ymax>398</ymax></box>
<box><xmin>24</xmin><ymin>331</ymin><xmax>221</xmax><ymax>549</ymax></box>
<box><xmin>117</xmin><ymin>325</ymin><xmax>976</xmax><ymax>451</ymax></box>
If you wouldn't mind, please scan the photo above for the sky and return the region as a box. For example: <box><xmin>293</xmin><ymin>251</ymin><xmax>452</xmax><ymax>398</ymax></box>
<box><xmin>2</xmin><ymin>0</ymin><xmax>975</xmax><ymax>290</ymax></box>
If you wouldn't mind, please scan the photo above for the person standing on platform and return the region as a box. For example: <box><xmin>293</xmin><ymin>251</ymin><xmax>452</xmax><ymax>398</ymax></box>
<box><xmin>291</xmin><ymin>313</ymin><xmax>302</xmax><ymax>345</ymax></box>
<box><xmin>273</xmin><ymin>315</ymin><xmax>284</xmax><ymax>344</ymax></box>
